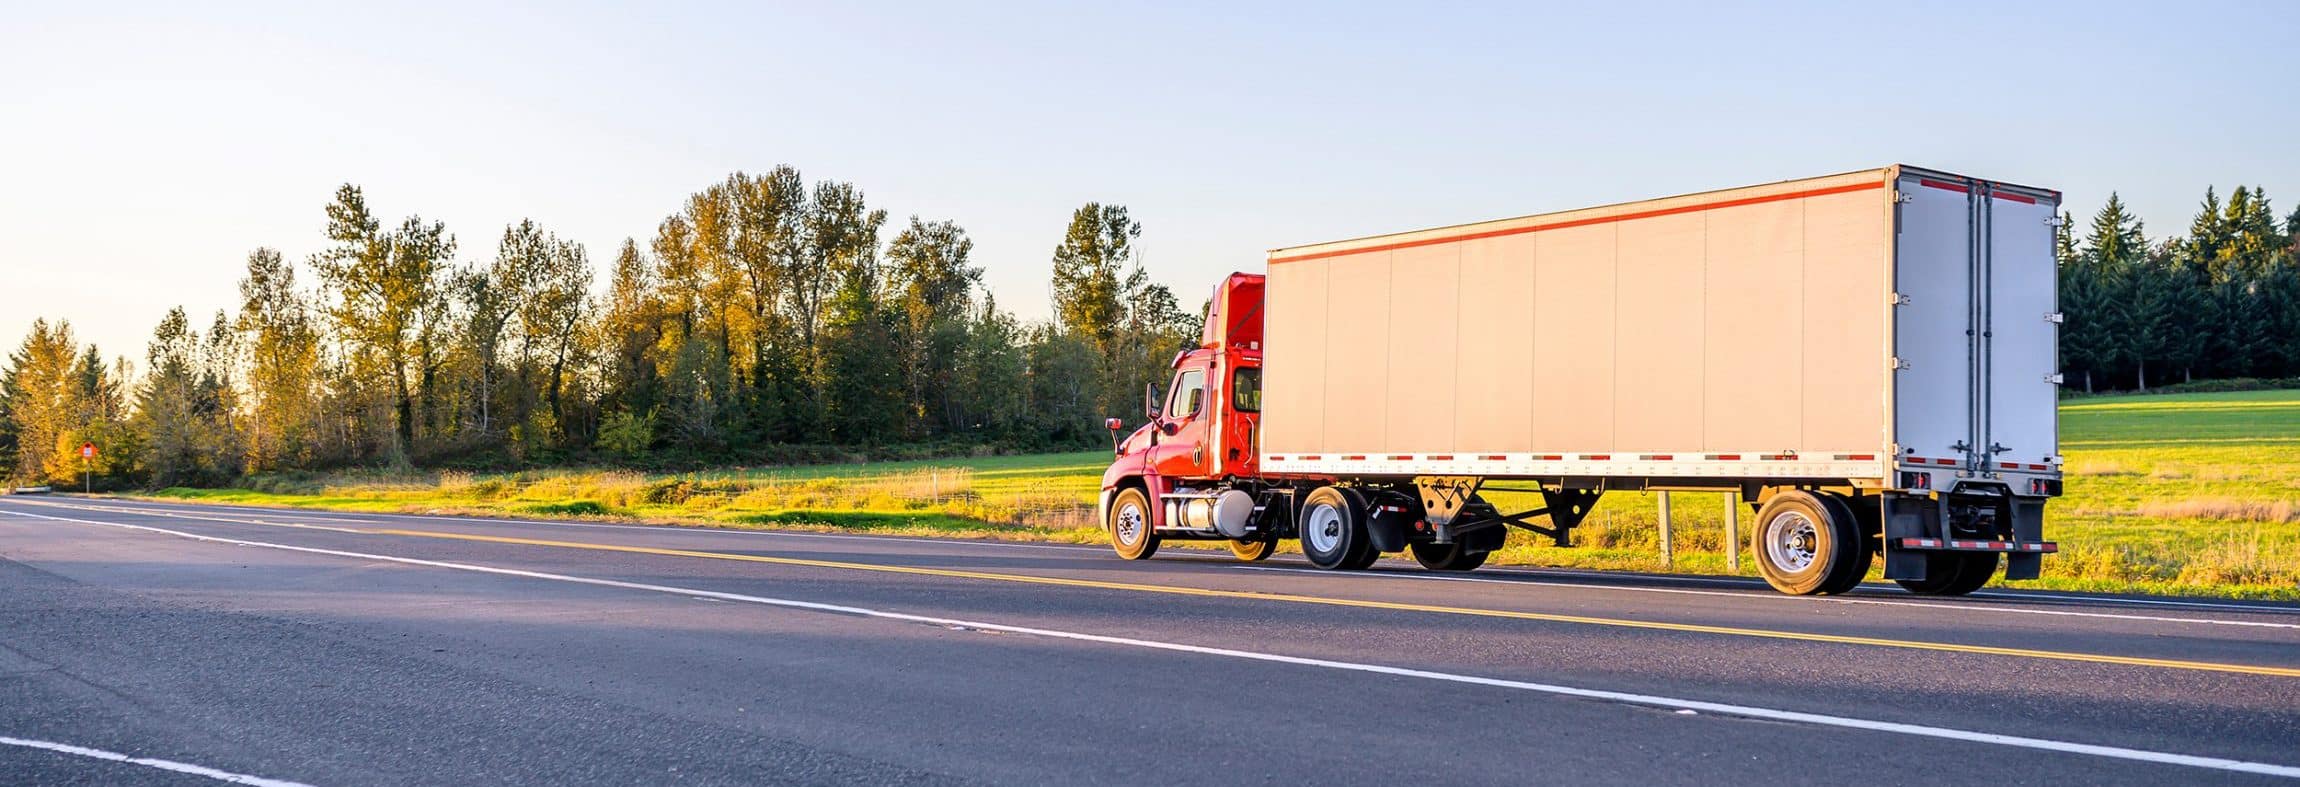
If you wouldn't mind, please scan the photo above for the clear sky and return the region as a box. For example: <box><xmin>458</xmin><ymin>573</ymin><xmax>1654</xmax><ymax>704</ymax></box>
<box><xmin>4</xmin><ymin>1</ymin><xmax>2296</xmax><ymax>363</ymax></box>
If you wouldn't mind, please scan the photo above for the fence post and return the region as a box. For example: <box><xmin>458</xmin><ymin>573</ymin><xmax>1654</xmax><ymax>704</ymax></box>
<box><xmin>1657</xmin><ymin>492</ymin><xmax>1673</xmax><ymax>568</ymax></box>
<box><xmin>1723</xmin><ymin>491</ymin><xmax>1741</xmax><ymax>573</ymax></box>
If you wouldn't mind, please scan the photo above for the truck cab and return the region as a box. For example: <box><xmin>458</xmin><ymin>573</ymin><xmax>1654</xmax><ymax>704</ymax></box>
<box><xmin>1098</xmin><ymin>273</ymin><xmax>1276</xmax><ymax>561</ymax></box>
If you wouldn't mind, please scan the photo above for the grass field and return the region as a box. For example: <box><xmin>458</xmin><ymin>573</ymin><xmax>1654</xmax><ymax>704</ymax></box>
<box><xmin>144</xmin><ymin>390</ymin><xmax>2300</xmax><ymax>599</ymax></box>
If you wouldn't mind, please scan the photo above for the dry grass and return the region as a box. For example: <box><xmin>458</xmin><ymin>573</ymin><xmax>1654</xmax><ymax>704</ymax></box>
<box><xmin>2135</xmin><ymin>498</ymin><xmax>2297</xmax><ymax>524</ymax></box>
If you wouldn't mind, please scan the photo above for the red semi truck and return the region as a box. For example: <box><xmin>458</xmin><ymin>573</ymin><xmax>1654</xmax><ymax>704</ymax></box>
<box><xmin>1098</xmin><ymin>166</ymin><xmax>2065</xmax><ymax>596</ymax></box>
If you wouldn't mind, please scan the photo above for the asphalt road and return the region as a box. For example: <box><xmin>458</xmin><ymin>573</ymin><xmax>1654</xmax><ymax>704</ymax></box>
<box><xmin>1</xmin><ymin>495</ymin><xmax>2295</xmax><ymax>786</ymax></box>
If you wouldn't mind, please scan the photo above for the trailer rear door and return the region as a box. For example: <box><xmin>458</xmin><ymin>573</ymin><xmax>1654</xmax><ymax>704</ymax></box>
<box><xmin>1893</xmin><ymin>171</ymin><xmax>2062</xmax><ymax>472</ymax></box>
<box><xmin>1983</xmin><ymin>187</ymin><xmax>2060</xmax><ymax>468</ymax></box>
<box><xmin>1892</xmin><ymin>174</ymin><xmax>1977</xmax><ymax>467</ymax></box>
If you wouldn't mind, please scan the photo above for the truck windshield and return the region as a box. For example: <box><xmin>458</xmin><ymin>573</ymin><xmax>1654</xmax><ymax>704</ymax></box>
<box><xmin>1232</xmin><ymin>367</ymin><xmax>1261</xmax><ymax>412</ymax></box>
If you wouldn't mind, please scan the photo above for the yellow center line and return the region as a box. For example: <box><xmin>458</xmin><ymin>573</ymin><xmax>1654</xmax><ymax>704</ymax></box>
<box><xmin>351</xmin><ymin>527</ymin><xmax>2300</xmax><ymax>679</ymax></box>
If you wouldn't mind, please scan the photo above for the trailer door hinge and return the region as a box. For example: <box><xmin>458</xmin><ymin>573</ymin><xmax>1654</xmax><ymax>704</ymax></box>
<box><xmin>2044</xmin><ymin>312</ymin><xmax>2064</xmax><ymax>324</ymax></box>
<box><xmin>1894</xmin><ymin>191</ymin><xmax>1915</xmax><ymax>204</ymax></box>
<box><xmin>2045</xmin><ymin>216</ymin><xmax>2067</xmax><ymax>227</ymax></box>
<box><xmin>1890</xmin><ymin>292</ymin><xmax>1911</xmax><ymax>306</ymax></box>
<box><xmin>1891</xmin><ymin>357</ymin><xmax>1911</xmax><ymax>370</ymax></box>
<box><xmin>2045</xmin><ymin>372</ymin><xmax>2064</xmax><ymax>385</ymax></box>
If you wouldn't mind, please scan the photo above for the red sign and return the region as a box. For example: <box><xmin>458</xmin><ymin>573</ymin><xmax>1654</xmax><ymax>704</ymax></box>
<box><xmin>80</xmin><ymin>442</ymin><xmax>96</xmax><ymax>459</ymax></box>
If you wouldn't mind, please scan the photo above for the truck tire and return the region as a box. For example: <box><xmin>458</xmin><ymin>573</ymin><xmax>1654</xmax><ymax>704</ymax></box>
<box><xmin>1895</xmin><ymin>551</ymin><xmax>1998</xmax><ymax>596</ymax></box>
<box><xmin>1227</xmin><ymin>538</ymin><xmax>1277</xmax><ymax>562</ymax></box>
<box><xmin>1409</xmin><ymin>541</ymin><xmax>1489</xmax><ymax>572</ymax></box>
<box><xmin>1108</xmin><ymin>487</ymin><xmax>1160</xmax><ymax>560</ymax></box>
<box><xmin>1814</xmin><ymin>494</ymin><xmax>1874</xmax><ymax>595</ymax></box>
<box><xmin>1751</xmin><ymin>491</ymin><xmax>1859</xmax><ymax>595</ymax></box>
<box><xmin>1299</xmin><ymin>486</ymin><xmax>1372</xmax><ymax>570</ymax></box>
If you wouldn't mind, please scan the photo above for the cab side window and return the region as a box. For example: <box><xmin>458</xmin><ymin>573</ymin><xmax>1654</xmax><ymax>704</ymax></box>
<box><xmin>1165</xmin><ymin>369</ymin><xmax>1206</xmax><ymax>419</ymax></box>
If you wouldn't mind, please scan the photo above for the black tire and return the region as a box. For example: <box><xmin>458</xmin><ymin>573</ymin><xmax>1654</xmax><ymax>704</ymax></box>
<box><xmin>1750</xmin><ymin>491</ymin><xmax>1859</xmax><ymax>595</ymax></box>
<box><xmin>1107</xmin><ymin>487</ymin><xmax>1160</xmax><ymax>560</ymax></box>
<box><xmin>1298</xmin><ymin>486</ymin><xmax>1370</xmax><ymax>570</ymax></box>
<box><xmin>1409</xmin><ymin>541</ymin><xmax>1489</xmax><ymax>572</ymax></box>
<box><xmin>1814</xmin><ymin>494</ymin><xmax>1874</xmax><ymax>596</ymax></box>
<box><xmin>1227</xmin><ymin>538</ymin><xmax>1277</xmax><ymax>562</ymax></box>
<box><xmin>1897</xmin><ymin>551</ymin><xmax>1998</xmax><ymax>596</ymax></box>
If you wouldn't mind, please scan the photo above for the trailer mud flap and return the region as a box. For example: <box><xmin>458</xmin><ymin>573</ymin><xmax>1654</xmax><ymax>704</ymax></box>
<box><xmin>2003</xmin><ymin>497</ymin><xmax>2046</xmax><ymax>581</ymax></box>
<box><xmin>1881</xmin><ymin>494</ymin><xmax>1944</xmax><ymax>581</ymax></box>
<box><xmin>1366</xmin><ymin>498</ymin><xmax>1412</xmax><ymax>552</ymax></box>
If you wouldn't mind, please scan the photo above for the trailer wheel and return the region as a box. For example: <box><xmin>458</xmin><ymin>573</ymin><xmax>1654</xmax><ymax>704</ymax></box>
<box><xmin>1299</xmin><ymin>486</ymin><xmax>1372</xmax><ymax>570</ymax></box>
<box><xmin>1409</xmin><ymin>541</ymin><xmax>1489</xmax><ymax>572</ymax></box>
<box><xmin>1895</xmin><ymin>551</ymin><xmax>1998</xmax><ymax>596</ymax></box>
<box><xmin>1227</xmin><ymin>538</ymin><xmax>1277</xmax><ymax>562</ymax></box>
<box><xmin>1815</xmin><ymin>494</ymin><xmax>1874</xmax><ymax>595</ymax></box>
<box><xmin>1751</xmin><ymin>491</ymin><xmax>1858</xmax><ymax>595</ymax></box>
<box><xmin>1107</xmin><ymin>487</ymin><xmax>1160</xmax><ymax>560</ymax></box>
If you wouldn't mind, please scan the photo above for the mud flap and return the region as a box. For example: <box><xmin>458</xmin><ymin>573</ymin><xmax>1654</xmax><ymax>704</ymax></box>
<box><xmin>2003</xmin><ymin>496</ymin><xmax>2046</xmax><ymax>581</ymax></box>
<box><xmin>1365</xmin><ymin>498</ymin><xmax>1412</xmax><ymax>553</ymax></box>
<box><xmin>1881</xmin><ymin>494</ymin><xmax>1942</xmax><ymax>581</ymax></box>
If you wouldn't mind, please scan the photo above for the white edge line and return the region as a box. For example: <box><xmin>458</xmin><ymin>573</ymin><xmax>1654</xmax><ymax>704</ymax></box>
<box><xmin>1237</xmin><ymin>566</ymin><xmax>2300</xmax><ymax>631</ymax></box>
<box><xmin>15</xmin><ymin>509</ymin><xmax>2300</xmax><ymax>780</ymax></box>
<box><xmin>0</xmin><ymin>735</ymin><xmax>313</xmax><ymax>787</ymax></box>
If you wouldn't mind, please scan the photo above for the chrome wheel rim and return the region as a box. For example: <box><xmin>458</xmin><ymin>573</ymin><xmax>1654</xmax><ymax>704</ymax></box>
<box><xmin>1765</xmin><ymin>510</ymin><xmax>1819</xmax><ymax>573</ymax></box>
<box><xmin>1303</xmin><ymin>503</ymin><xmax>1344</xmax><ymax>556</ymax></box>
<box><xmin>1115</xmin><ymin>501</ymin><xmax>1145</xmax><ymax>546</ymax></box>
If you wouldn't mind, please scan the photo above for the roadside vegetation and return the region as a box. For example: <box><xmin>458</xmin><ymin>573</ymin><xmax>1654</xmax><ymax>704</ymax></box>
<box><xmin>145</xmin><ymin>389</ymin><xmax>2300</xmax><ymax>600</ymax></box>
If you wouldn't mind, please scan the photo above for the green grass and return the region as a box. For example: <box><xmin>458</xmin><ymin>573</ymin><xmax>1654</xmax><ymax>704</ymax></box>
<box><xmin>142</xmin><ymin>391</ymin><xmax>2300</xmax><ymax>600</ymax></box>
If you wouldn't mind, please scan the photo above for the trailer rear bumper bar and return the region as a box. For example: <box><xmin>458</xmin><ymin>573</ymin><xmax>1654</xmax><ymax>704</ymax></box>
<box><xmin>1895</xmin><ymin>537</ymin><xmax>2057</xmax><ymax>553</ymax></box>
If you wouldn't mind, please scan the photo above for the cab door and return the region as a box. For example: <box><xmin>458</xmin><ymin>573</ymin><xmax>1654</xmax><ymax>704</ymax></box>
<box><xmin>1150</xmin><ymin>360</ymin><xmax>1214</xmax><ymax>478</ymax></box>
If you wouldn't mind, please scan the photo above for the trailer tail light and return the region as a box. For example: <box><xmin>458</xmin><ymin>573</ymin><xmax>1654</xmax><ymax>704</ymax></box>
<box><xmin>1899</xmin><ymin>471</ymin><xmax>1930</xmax><ymax>490</ymax></box>
<box><xmin>2027</xmin><ymin>477</ymin><xmax>2062</xmax><ymax>496</ymax></box>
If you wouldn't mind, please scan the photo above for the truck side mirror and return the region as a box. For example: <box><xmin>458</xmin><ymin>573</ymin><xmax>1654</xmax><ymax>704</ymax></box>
<box><xmin>1144</xmin><ymin>383</ymin><xmax>1160</xmax><ymax>420</ymax></box>
<box><xmin>1105</xmin><ymin>417</ymin><xmax>1125</xmax><ymax>455</ymax></box>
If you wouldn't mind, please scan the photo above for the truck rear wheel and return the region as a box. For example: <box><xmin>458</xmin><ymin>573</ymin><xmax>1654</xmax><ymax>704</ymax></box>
<box><xmin>1299</xmin><ymin>486</ymin><xmax>1373</xmax><ymax>570</ymax></box>
<box><xmin>1815</xmin><ymin>494</ymin><xmax>1874</xmax><ymax>595</ymax></box>
<box><xmin>1751</xmin><ymin>491</ymin><xmax>1859</xmax><ymax>595</ymax></box>
<box><xmin>1409</xmin><ymin>541</ymin><xmax>1489</xmax><ymax>572</ymax></box>
<box><xmin>1108</xmin><ymin>487</ymin><xmax>1160</xmax><ymax>560</ymax></box>
<box><xmin>1227</xmin><ymin>538</ymin><xmax>1277</xmax><ymax>562</ymax></box>
<box><xmin>1895</xmin><ymin>551</ymin><xmax>1998</xmax><ymax>596</ymax></box>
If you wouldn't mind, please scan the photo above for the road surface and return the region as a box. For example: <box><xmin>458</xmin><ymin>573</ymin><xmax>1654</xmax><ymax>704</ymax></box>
<box><xmin>1</xmin><ymin>495</ymin><xmax>2295</xmax><ymax>785</ymax></box>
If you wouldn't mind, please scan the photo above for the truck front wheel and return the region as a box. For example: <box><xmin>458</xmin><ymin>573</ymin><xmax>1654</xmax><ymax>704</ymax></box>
<box><xmin>1299</xmin><ymin>487</ymin><xmax>1373</xmax><ymax>570</ymax></box>
<box><xmin>1751</xmin><ymin>491</ymin><xmax>1860</xmax><ymax>595</ymax></box>
<box><xmin>1108</xmin><ymin>488</ymin><xmax>1160</xmax><ymax>560</ymax></box>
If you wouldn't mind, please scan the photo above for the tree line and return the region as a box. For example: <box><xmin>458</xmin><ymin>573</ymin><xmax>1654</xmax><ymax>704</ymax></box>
<box><xmin>1</xmin><ymin>166</ymin><xmax>1198</xmax><ymax>488</ymax></box>
<box><xmin>2057</xmin><ymin>186</ymin><xmax>2300</xmax><ymax>392</ymax></box>
<box><xmin>4</xmin><ymin>175</ymin><xmax>2296</xmax><ymax>489</ymax></box>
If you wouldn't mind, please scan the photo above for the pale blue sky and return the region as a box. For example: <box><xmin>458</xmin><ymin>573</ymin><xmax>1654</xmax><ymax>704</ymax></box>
<box><xmin>4</xmin><ymin>1</ymin><xmax>2296</xmax><ymax>362</ymax></box>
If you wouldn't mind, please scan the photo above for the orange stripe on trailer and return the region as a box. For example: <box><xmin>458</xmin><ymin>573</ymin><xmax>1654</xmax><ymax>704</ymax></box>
<box><xmin>1478</xmin><ymin>455</ymin><xmax>1507</xmax><ymax>461</ymax></box>
<box><xmin>1269</xmin><ymin>181</ymin><xmax>1885</xmax><ymax>264</ymax></box>
<box><xmin>1918</xmin><ymin>178</ymin><xmax>1968</xmax><ymax>193</ymax></box>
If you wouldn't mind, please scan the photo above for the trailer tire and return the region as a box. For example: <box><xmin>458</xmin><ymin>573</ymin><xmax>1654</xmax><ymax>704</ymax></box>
<box><xmin>1299</xmin><ymin>486</ymin><xmax>1372</xmax><ymax>570</ymax></box>
<box><xmin>1409</xmin><ymin>541</ymin><xmax>1489</xmax><ymax>572</ymax></box>
<box><xmin>1107</xmin><ymin>487</ymin><xmax>1160</xmax><ymax>560</ymax></box>
<box><xmin>1751</xmin><ymin>491</ymin><xmax>1858</xmax><ymax>595</ymax></box>
<box><xmin>1227</xmin><ymin>538</ymin><xmax>1277</xmax><ymax>562</ymax></box>
<box><xmin>1896</xmin><ymin>551</ymin><xmax>1998</xmax><ymax>596</ymax></box>
<box><xmin>1815</xmin><ymin>494</ymin><xmax>1874</xmax><ymax>595</ymax></box>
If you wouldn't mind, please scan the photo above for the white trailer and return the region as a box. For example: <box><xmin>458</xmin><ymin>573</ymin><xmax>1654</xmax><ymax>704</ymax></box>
<box><xmin>1250</xmin><ymin>166</ymin><xmax>2063</xmax><ymax>595</ymax></box>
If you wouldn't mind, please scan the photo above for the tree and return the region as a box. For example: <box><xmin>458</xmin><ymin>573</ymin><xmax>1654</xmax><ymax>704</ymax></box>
<box><xmin>133</xmin><ymin>308</ymin><xmax>240</xmax><ymax>486</ymax></box>
<box><xmin>237</xmin><ymin>248</ymin><xmax>323</xmax><ymax>470</ymax></box>
<box><xmin>2</xmin><ymin>319</ymin><xmax>82</xmax><ymax>483</ymax></box>
<box><xmin>309</xmin><ymin>185</ymin><xmax>454</xmax><ymax>460</ymax></box>
<box><xmin>1050</xmin><ymin>203</ymin><xmax>1141</xmax><ymax>354</ymax></box>
<box><xmin>885</xmin><ymin>217</ymin><xmax>982</xmax><ymax>436</ymax></box>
